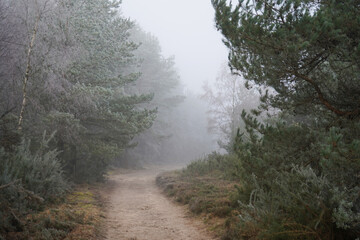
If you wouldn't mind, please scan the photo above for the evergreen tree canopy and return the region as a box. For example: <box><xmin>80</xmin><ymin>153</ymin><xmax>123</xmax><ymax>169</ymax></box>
<box><xmin>119</xmin><ymin>26</ymin><xmax>185</xmax><ymax>165</ymax></box>
<box><xmin>211</xmin><ymin>1</ymin><xmax>360</xmax><ymax>238</ymax></box>
<box><xmin>0</xmin><ymin>0</ymin><xmax>157</xmax><ymax>181</ymax></box>
<box><xmin>212</xmin><ymin>0</ymin><xmax>360</xmax><ymax>120</ymax></box>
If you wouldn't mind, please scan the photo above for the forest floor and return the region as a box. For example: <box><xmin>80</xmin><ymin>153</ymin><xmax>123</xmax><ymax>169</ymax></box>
<box><xmin>100</xmin><ymin>166</ymin><xmax>217</xmax><ymax>240</ymax></box>
<box><xmin>4</xmin><ymin>184</ymin><xmax>105</xmax><ymax>240</ymax></box>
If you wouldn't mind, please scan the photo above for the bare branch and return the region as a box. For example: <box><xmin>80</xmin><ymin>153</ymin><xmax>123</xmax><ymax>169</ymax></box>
<box><xmin>0</xmin><ymin>179</ymin><xmax>20</xmax><ymax>190</ymax></box>
<box><xmin>0</xmin><ymin>106</ymin><xmax>16</xmax><ymax>119</ymax></box>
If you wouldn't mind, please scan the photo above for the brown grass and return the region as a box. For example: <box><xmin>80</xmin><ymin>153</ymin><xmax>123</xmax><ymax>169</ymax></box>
<box><xmin>156</xmin><ymin>170</ymin><xmax>241</xmax><ymax>239</ymax></box>
<box><xmin>3</xmin><ymin>185</ymin><xmax>105</xmax><ymax>240</ymax></box>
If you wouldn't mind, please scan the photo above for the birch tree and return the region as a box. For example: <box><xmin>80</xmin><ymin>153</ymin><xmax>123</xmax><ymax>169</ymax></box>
<box><xmin>202</xmin><ymin>63</ymin><xmax>259</xmax><ymax>150</ymax></box>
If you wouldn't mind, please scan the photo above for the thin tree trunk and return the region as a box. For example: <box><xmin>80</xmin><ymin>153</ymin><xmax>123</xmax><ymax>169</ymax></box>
<box><xmin>17</xmin><ymin>14</ymin><xmax>40</xmax><ymax>131</ymax></box>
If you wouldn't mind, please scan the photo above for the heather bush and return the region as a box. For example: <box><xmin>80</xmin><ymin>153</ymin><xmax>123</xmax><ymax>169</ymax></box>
<box><xmin>0</xmin><ymin>134</ymin><xmax>68</xmax><ymax>235</ymax></box>
<box><xmin>232</xmin><ymin>118</ymin><xmax>360</xmax><ymax>239</ymax></box>
<box><xmin>182</xmin><ymin>118</ymin><xmax>360</xmax><ymax>239</ymax></box>
<box><xmin>210</xmin><ymin>0</ymin><xmax>360</xmax><ymax>236</ymax></box>
<box><xmin>185</xmin><ymin>152</ymin><xmax>243</xmax><ymax>180</ymax></box>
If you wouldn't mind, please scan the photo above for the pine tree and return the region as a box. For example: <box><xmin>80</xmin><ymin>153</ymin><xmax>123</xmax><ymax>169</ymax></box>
<box><xmin>0</xmin><ymin>0</ymin><xmax>157</xmax><ymax>181</ymax></box>
<box><xmin>212</xmin><ymin>0</ymin><xmax>360</xmax><ymax>238</ymax></box>
<box><xmin>119</xmin><ymin>26</ymin><xmax>184</xmax><ymax>165</ymax></box>
<box><xmin>212</xmin><ymin>0</ymin><xmax>360</xmax><ymax>120</ymax></box>
<box><xmin>53</xmin><ymin>0</ymin><xmax>156</xmax><ymax>180</ymax></box>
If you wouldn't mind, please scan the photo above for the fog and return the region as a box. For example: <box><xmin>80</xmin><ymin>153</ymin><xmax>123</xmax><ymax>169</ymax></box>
<box><xmin>1</xmin><ymin>2</ymin><xmax>357</xmax><ymax>239</ymax></box>
<box><xmin>116</xmin><ymin>0</ymin><xmax>235</xmax><ymax>165</ymax></box>
<box><xmin>0</xmin><ymin>0</ymin><xmax>234</xmax><ymax>181</ymax></box>
<box><xmin>122</xmin><ymin>0</ymin><xmax>228</xmax><ymax>94</ymax></box>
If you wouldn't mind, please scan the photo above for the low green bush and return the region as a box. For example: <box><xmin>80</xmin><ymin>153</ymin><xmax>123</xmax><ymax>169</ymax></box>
<box><xmin>232</xmin><ymin>119</ymin><xmax>360</xmax><ymax>239</ymax></box>
<box><xmin>180</xmin><ymin>119</ymin><xmax>360</xmax><ymax>239</ymax></box>
<box><xmin>0</xmin><ymin>133</ymin><xmax>68</xmax><ymax>235</ymax></box>
<box><xmin>185</xmin><ymin>152</ymin><xmax>243</xmax><ymax>181</ymax></box>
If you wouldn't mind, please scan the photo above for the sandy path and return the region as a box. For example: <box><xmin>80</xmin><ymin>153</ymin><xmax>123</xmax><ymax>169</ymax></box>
<box><xmin>102</xmin><ymin>166</ymin><xmax>216</xmax><ymax>240</ymax></box>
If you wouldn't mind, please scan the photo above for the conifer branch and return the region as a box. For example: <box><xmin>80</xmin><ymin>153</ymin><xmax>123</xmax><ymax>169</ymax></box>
<box><xmin>292</xmin><ymin>71</ymin><xmax>359</xmax><ymax>118</ymax></box>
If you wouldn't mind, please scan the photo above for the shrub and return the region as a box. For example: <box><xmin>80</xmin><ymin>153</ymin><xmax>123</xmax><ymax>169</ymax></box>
<box><xmin>183</xmin><ymin>118</ymin><xmax>360</xmax><ymax>239</ymax></box>
<box><xmin>232</xmin><ymin>119</ymin><xmax>360</xmax><ymax>239</ymax></box>
<box><xmin>185</xmin><ymin>152</ymin><xmax>243</xmax><ymax>181</ymax></box>
<box><xmin>237</xmin><ymin>166</ymin><xmax>333</xmax><ymax>239</ymax></box>
<box><xmin>0</xmin><ymin>133</ymin><xmax>68</xmax><ymax>235</ymax></box>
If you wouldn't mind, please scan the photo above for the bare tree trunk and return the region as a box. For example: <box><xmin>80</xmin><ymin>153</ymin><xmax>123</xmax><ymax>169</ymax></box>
<box><xmin>17</xmin><ymin>14</ymin><xmax>40</xmax><ymax>131</ymax></box>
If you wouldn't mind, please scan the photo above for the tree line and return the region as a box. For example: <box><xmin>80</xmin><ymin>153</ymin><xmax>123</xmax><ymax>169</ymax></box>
<box><xmin>0</xmin><ymin>0</ymin><xmax>181</xmax><ymax>236</ymax></box>
<box><xmin>195</xmin><ymin>0</ymin><xmax>360</xmax><ymax>239</ymax></box>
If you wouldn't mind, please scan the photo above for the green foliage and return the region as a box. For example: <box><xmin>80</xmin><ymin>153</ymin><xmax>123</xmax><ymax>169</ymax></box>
<box><xmin>0</xmin><ymin>134</ymin><xmax>68</xmax><ymax>235</ymax></box>
<box><xmin>236</xmin><ymin>113</ymin><xmax>321</xmax><ymax>176</ymax></box>
<box><xmin>0</xmin><ymin>0</ymin><xmax>175</xmax><ymax>236</ymax></box>
<box><xmin>210</xmin><ymin>1</ymin><xmax>360</xmax><ymax>239</ymax></box>
<box><xmin>237</xmin><ymin>166</ymin><xmax>333</xmax><ymax>239</ymax></box>
<box><xmin>176</xmin><ymin>119</ymin><xmax>360</xmax><ymax>239</ymax></box>
<box><xmin>1</xmin><ymin>133</ymin><xmax>68</xmax><ymax>201</ymax></box>
<box><xmin>119</xmin><ymin>25</ymin><xmax>184</xmax><ymax>165</ymax></box>
<box><xmin>319</xmin><ymin>126</ymin><xmax>360</xmax><ymax>230</ymax></box>
<box><xmin>12</xmin><ymin>139</ymin><xmax>67</xmax><ymax>200</ymax></box>
<box><xmin>231</xmin><ymin>118</ymin><xmax>360</xmax><ymax>239</ymax></box>
<box><xmin>212</xmin><ymin>0</ymin><xmax>360</xmax><ymax>119</ymax></box>
<box><xmin>185</xmin><ymin>152</ymin><xmax>243</xmax><ymax>181</ymax></box>
<box><xmin>50</xmin><ymin>0</ymin><xmax>157</xmax><ymax>179</ymax></box>
<box><xmin>0</xmin><ymin>0</ymin><xmax>159</xmax><ymax>182</ymax></box>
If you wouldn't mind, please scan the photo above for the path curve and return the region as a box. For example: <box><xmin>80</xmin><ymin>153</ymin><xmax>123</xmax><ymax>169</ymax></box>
<box><xmin>102</xmin><ymin>167</ymin><xmax>217</xmax><ymax>240</ymax></box>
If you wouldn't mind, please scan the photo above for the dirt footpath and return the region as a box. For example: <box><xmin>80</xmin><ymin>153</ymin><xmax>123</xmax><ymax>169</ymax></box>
<box><xmin>101</xmin><ymin>167</ymin><xmax>217</xmax><ymax>240</ymax></box>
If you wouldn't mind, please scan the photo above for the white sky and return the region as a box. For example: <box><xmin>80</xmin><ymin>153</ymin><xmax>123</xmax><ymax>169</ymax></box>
<box><xmin>121</xmin><ymin>0</ymin><xmax>228</xmax><ymax>94</ymax></box>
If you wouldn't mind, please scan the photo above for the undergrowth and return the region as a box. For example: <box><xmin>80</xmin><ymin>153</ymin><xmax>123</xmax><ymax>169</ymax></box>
<box><xmin>156</xmin><ymin>153</ymin><xmax>242</xmax><ymax>239</ymax></box>
<box><xmin>1</xmin><ymin>186</ymin><xmax>104</xmax><ymax>240</ymax></box>
<box><xmin>157</xmin><ymin>121</ymin><xmax>360</xmax><ymax>240</ymax></box>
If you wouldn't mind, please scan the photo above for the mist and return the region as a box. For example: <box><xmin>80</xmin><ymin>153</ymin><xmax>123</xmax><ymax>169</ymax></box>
<box><xmin>116</xmin><ymin>0</ymin><xmax>233</xmax><ymax>166</ymax></box>
<box><xmin>121</xmin><ymin>0</ymin><xmax>228</xmax><ymax>94</ymax></box>
<box><xmin>1</xmin><ymin>1</ymin><xmax>357</xmax><ymax>239</ymax></box>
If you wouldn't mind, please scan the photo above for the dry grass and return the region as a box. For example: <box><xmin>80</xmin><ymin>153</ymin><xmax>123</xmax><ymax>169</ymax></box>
<box><xmin>3</xmin><ymin>185</ymin><xmax>105</xmax><ymax>240</ymax></box>
<box><xmin>156</xmin><ymin>170</ymin><xmax>241</xmax><ymax>239</ymax></box>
